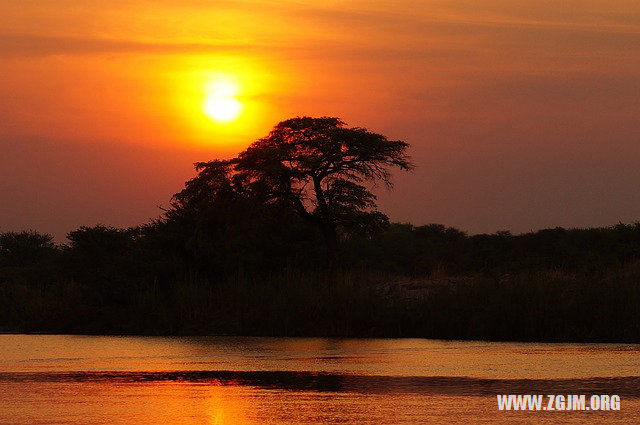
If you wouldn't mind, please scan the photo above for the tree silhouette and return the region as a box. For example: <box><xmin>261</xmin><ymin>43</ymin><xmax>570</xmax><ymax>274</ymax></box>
<box><xmin>0</xmin><ymin>231</ymin><xmax>56</xmax><ymax>267</ymax></box>
<box><xmin>182</xmin><ymin>117</ymin><xmax>412</xmax><ymax>265</ymax></box>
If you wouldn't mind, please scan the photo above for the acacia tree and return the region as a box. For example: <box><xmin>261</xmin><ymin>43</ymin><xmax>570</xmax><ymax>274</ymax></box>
<box><xmin>175</xmin><ymin>117</ymin><xmax>412</xmax><ymax>265</ymax></box>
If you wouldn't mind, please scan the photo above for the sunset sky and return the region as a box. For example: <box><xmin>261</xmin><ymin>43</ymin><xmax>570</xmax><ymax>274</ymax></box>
<box><xmin>2</xmin><ymin>0</ymin><xmax>640</xmax><ymax>240</ymax></box>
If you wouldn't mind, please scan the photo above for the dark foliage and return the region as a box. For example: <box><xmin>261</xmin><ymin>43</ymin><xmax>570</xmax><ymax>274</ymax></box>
<box><xmin>183</xmin><ymin>117</ymin><xmax>413</xmax><ymax>265</ymax></box>
<box><xmin>1</xmin><ymin>118</ymin><xmax>639</xmax><ymax>341</ymax></box>
<box><xmin>2</xmin><ymin>222</ymin><xmax>640</xmax><ymax>341</ymax></box>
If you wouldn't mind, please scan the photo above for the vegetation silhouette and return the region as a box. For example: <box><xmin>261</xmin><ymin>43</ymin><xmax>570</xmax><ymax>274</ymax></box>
<box><xmin>172</xmin><ymin>117</ymin><xmax>412</xmax><ymax>266</ymax></box>
<box><xmin>1</xmin><ymin>117</ymin><xmax>640</xmax><ymax>341</ymax></box>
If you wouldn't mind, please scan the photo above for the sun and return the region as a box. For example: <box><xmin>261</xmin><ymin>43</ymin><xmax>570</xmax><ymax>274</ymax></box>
<box><xmin>203</xmin><ymin>79</ymin><xmax>242</xmax><ymax>122</ymax></box>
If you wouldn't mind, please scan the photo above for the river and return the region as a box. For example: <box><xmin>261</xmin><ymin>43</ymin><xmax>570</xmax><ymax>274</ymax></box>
<box><xmin>0</xmin><ymin>335</ymin><xmax>638</xmax><ymax>423</ymax></box>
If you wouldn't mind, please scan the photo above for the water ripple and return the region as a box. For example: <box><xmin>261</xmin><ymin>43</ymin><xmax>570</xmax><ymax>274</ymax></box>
<box><xmin>1</xmin><ymin>371</ymin><xmax>639</xmax><ymax>397</ymax></box>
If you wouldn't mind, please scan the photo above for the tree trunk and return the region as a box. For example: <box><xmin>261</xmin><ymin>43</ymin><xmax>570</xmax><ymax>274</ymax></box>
<box><xmin>312</xmin><ymin>177</ymin><xmax>338</xmax><ymax>268</ymax></box>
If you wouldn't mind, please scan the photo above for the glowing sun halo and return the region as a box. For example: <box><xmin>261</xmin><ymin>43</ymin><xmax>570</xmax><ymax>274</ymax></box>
<box><xmin>203</xmin><ymin>80</ymin><xmax>242</xmax><ymax>122</ymax></box>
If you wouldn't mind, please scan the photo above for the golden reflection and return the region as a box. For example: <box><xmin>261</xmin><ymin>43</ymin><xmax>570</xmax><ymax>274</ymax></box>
<box><xmin>205</xmin><ymin>381</ymin><xmax>253</xmax><ymax>425</ymax></box>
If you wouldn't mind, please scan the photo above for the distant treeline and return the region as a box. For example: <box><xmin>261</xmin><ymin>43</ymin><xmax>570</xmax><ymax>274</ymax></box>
<box><xmin>1</xmin><ymin>221</ymin><xmax>639</xmax><ymax>341</ymax></box>
<box><xmin>2</xmin><ymin>117</ymin><xmax>639</xmax><ymax>341</ymax></box>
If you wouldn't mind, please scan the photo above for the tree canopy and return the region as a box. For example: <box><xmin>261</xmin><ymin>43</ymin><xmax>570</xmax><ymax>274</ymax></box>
<box><xmin>172</xmin><ymin>117</ymin><xmax>413</xmax><ymax>265</ymax></box>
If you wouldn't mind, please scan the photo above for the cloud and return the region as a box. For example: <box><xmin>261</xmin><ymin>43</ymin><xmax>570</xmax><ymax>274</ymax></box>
<box><xmin>0</xmin><ymin>33</ymin><xmax>262</xmax><ymax>58</ymax></box>
<box><xmin>267</xmin><ymin>0</ymin><xmax>640</xmax><ymax>37</ymax></box>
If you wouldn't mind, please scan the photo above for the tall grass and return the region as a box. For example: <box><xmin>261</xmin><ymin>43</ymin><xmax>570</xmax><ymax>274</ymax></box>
<box><xmin>2</xmin><ymin>263</ymin><xmax>639</xmax><ymax>341</ymax></box>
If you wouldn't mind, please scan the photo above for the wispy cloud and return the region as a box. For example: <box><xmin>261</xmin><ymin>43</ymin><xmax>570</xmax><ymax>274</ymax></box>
<box><xmin>0</xmin><ymin>33</ymin><xmax>263</xmax><ymax>58</ymax></box>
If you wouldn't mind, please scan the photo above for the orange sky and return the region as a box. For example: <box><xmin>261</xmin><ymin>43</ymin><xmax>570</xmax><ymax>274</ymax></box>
<box><xmin>2</xmin><ymin>1</ymin><xmax>640</xmax><ymax>239</ymax></box>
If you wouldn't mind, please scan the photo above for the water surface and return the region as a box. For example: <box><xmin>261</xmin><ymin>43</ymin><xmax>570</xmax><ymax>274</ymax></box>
<box><xmin>1</xmin><ymin>335</ymin><xmax>638</xmax><ymax>423</ymax></box>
